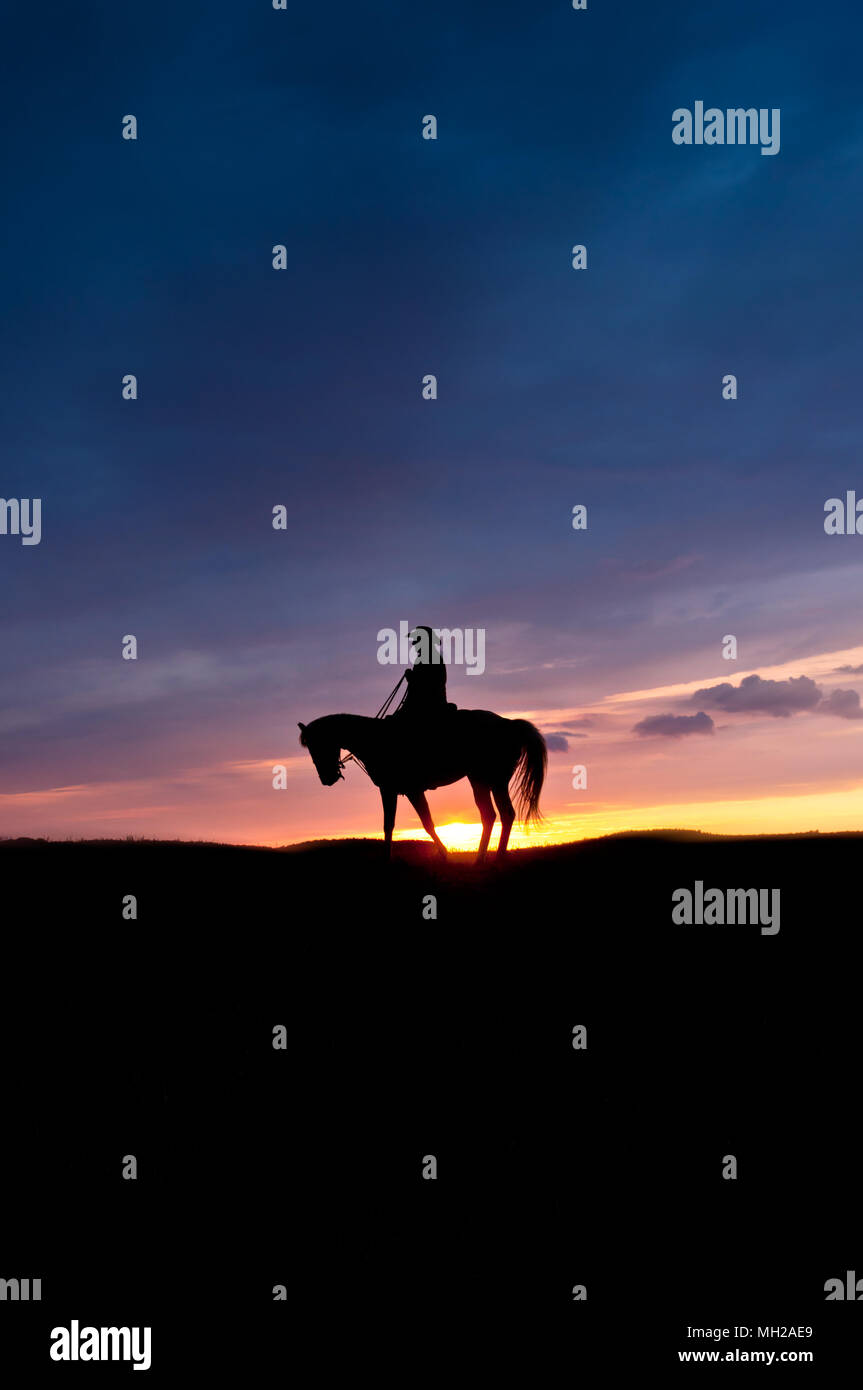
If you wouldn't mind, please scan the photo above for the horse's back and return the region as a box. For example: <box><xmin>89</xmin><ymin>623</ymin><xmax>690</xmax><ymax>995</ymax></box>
<box><xmin>453</xmin><ymin>707</ymin><xmax>509</xmax><ymax>729</ymax></box>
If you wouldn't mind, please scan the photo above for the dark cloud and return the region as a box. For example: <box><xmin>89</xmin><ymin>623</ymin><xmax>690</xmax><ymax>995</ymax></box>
<box><xmin>544</xmin><ymin>733</ymin><xmax>569</xmax><ymax>751</ymax></box>
<box><xmin>632</xmin><ymin>711</ymin><xmax>715</xmax><ymax>739</ymax></box>
<box><xmin>691</xmin><ymin>674</ymin><xmax>821</xmax><ymax>719</ymax></box>
<box><xmin>820</xmin><ymin>688</ymin><xmax>863</xmax><ymax>720</ymax></box>
<box><xmin>834</xmin><ymin>664</ymin><xmax>863</xmax><ymax>675</ymax></box>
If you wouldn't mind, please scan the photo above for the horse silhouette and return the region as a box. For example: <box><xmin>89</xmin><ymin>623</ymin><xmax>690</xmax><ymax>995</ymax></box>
<box><xmin>298</xmin><ymin>710</ymin><xmax>546</xmax><ymax>860</ymax></box>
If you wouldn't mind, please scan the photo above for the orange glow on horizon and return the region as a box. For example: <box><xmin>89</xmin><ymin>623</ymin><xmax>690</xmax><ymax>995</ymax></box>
<box><xmin>5</xmin><ymin>640</ymin><xmax>863</xmax><ymax>848</ymax></box>
<box><xmin>330</xmin><ymin>784</ymin><xmax>863</xmax><ymax>851</ymax></box>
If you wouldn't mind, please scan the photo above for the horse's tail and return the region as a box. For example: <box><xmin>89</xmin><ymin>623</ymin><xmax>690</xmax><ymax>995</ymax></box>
<box><xmin>510</xmin><ymin>719</ymin><xmax>547</xmax><ymax>826</ymax></box>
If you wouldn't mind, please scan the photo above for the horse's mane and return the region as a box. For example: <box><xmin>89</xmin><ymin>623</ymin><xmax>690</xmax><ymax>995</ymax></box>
<box><xmin>298</xmin><ymin>713</ymin><xmax>364</xmax><ymax>747</ymax></box>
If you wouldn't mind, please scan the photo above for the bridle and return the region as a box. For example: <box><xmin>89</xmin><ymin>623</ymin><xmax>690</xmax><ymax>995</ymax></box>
<box><xmin>338</xmin><ymin>751</ymin><xmax>369</xmax><ymax>779</ymax></box>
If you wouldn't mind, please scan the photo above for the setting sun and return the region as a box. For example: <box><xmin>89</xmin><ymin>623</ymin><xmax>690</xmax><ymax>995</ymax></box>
<box><xmin>392</xmin><ymin>819</ymin><xmax>561</xmax><ymax>851</ymax></box>
<box><xmin>394</xmin><ymin>820</ymin><xmax>483</xmax><ymax>851</ymax></box>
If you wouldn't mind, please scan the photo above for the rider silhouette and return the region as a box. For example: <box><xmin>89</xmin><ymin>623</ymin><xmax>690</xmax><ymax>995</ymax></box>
<box><xmin>401</xmin><ymin>626</ymin><xmax>448</xmax><ymax>716</ymax></box>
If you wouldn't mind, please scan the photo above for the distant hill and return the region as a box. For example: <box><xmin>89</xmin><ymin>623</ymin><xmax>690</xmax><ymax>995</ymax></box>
<box><xmin>4</xmin><ymin>829</ymin><xmax>861</xmax><ymax>948</ymax></box>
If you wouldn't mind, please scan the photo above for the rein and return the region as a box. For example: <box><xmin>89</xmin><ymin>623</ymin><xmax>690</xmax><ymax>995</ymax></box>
<box><xmin>337</xmin><ymin>676</ymin><xmax>405</xmax><ymax>781</ymax></box>
<box><xmin>339</xmin><ymin>751</ymin><xmax>369</xmax><ymax>778</ymax></box>
<box><xmin>375</xmin><ymin>673</ymin><xmax>406</xmax><ymax>718</ymax></box>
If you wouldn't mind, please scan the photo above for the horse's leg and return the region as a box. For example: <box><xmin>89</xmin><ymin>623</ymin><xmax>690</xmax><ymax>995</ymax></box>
<box><xmin>406</xmin><ymin>790</ymin><xmax>448</xmax><ymax>858</ymax></box>
<box><xmin>472</xmin><ymin>780</ymin><xmax>496</xmax><ymax>863</ymax></box>
<box><xmin>492</xmin><ymin>781</ymin><xmax>516</xmax><ymax>857</ymax></box>
<box><xmin>381</xmin><ymin>786</ymin><xmax>398</xmax><ymax>858</ymax></box>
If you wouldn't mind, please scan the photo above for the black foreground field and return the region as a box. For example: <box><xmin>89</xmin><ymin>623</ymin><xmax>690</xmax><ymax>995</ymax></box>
<box><xmin>1</xmin><ymin>831</ymin><xmax>860</xmax><ymax>1377</ymax></box>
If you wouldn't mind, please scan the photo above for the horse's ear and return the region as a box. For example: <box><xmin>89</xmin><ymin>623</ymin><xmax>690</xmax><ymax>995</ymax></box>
<box><xmin>298</xmin><ymin>722</ymin><xmax>306</xmax><ymax>731</ymax></box>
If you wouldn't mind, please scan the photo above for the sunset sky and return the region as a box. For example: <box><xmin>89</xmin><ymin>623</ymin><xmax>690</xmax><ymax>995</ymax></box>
<box><xmin>3</xmin><ymin>0</ymin><xmax>863</xmax><ymax>849</ymax></box>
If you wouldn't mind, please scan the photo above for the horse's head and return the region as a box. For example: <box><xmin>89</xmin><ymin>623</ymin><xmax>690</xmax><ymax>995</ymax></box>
<box><xmin>298</xmin><ymin>720</ymin><xmax>344</xmax><ymax>787</ymax></box>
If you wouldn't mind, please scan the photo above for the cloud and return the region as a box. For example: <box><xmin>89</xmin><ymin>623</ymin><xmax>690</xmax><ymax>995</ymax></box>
<box><xmin>691</xmin><ymin>673</ymin><xmax>821</xmax><ymax>719</ymax></box>
<box><xmin>632</xmin><ymin>711</ymin><xmax>715</xmax><ymax>739</ymax></box>
<box><xmin>536</xmin><ymin>718</ymin><xmax>597</xmax><ymax>750</ymax></box>
<box><xmin>819</xmin><ymin>688</ymin><xmax>863</xmax><ymax>720</ymax></box>
<box><xmin>834</xmin><ymin>664</ymin><xmax>863</xmax><ymax>675</ymax></box>
<box><xmin>688</xmin><ymin>671</ymin><xmax>863</xmax><ymax>722</ymax></box>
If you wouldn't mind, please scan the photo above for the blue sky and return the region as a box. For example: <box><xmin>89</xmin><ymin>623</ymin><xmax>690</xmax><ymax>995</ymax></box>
<box><xmin>3</xmin><ymin>0</ymin><xmax>863</xmax><ymax>843</ymax></box>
